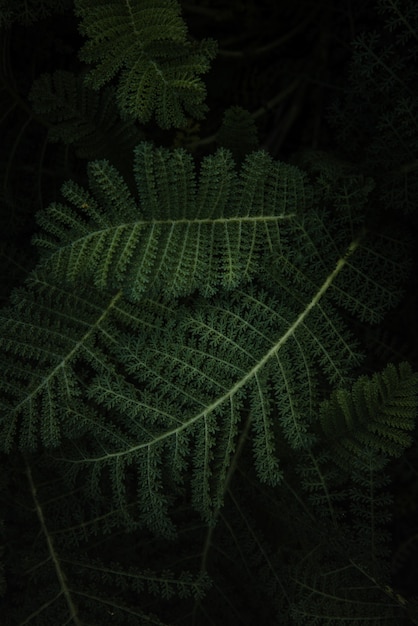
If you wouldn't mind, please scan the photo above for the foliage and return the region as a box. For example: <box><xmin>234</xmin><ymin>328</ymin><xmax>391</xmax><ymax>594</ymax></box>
<box><xmin>74</xmin><ymin>0</ymin><xmax>217</xmax><ymax>127</ymax></box>
<box><xmin>1</xmin><ymin>0</ymin><xmax>418</xmax><ymax>624</ymax></box>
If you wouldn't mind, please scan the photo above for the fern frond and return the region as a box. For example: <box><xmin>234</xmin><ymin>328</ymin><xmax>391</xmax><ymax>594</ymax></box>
<box><xmin>265</xmin><ymin>173</ymin><xmax>409</xmax><ymax>326</ymax></box>
<box><xmin>319</xmin><ymin>362</ymin><xmax>418</xmax><ymax>463</ymax></box>
<box><xmin>74</xmin><ymin>0</ymin><xmax>217</xmax><ymax>128</ymax></box>
<box><xmin>377</xmin><ymin>0</ymin><xmax>418</xmax><ymax>53</ymax></box>
<box><xmin>4</xmin><ymin>169</ymin><xmax>410</xmax><ymax>527</ymax></box>
<box><xmin>0</xmin><ymin>0</ymin><xmax>70</xmax><ymax>26</ymax></box>
<box><xmin>32</xmin><ymin>142</ymin><xmax>306</xmax><ymax>299</ymax></box>
<box><xmin>0</xmin><ymin>268</ymin><xmax>170</xmax><ymax>452</ymax></box>
<box><xmin>2</xmin><ymin>0</ymin><xmax>418</xmax><ymax>622</ymax></box>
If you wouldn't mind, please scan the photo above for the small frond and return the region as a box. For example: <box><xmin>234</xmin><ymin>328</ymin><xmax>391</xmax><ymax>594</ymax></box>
<box><xmin>377</xmin><ymin>0</ymin><xmax>418</xmax><ymax>52</ymax></box>
<box><xmin>74</xmin><ymin>0</ymin><xmax>217</xmax><ymax>127</ymax></box>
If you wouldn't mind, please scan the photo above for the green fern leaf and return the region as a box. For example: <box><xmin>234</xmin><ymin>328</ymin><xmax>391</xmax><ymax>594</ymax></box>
<box><xmin>3</xmin><ymin>1</ymin><xmax>418</xmax><ymax>622</ymax></box>
<box><xmin>3</xmin><ymin>173</ymin><xmax>411</xmax><ymax>527</ymax></box>
<box><xmin>216</xmin><ymin>105</ymin><xmax>259</xmax><ymax>163</ymax></box>
<box><xmin>0</xmin><ymin>268</ymin><xmax>170</xmax><ymax>452</ymax></box>
<box><xmin>320</xmin><ymin>362</ymin><xmax>418</xmax><ymax>463</ymax></box>
<box><xmin>74</xmin><ymin>0</ymin><xmax>217</xmax><ymax>128</ymax></box>
<box><xmin>32</xmin><ymin>142</ymin><xmax>306</xmax><ymax>299</ymax></box>
<box><xmin>5</xmin><ymin>456</ymin><xmax>211</xmax><ymax>623</ymax></box>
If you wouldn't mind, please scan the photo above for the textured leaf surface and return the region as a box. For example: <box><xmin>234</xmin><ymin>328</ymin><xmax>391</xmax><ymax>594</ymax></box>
<box><xmin>33</xmin><ymin>143</ymin><xmax>307</xmax><ymax>299</ymax></box>
<box><xmin>74</xmin><ymin>0</ymin><xmax>217</xmax><ymax>127</ymax></box>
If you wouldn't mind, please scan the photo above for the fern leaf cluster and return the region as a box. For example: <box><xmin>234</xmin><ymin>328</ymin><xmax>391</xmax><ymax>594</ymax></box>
<box><xmin>74</xmin><ymin>0</ymin><xmax>217</xmax><ymax>127</ymax></box>
<box><xmin>29</xmin><ymin>70</ymin><xmax>143</xmax><ymax>166</ymax></box>
<box><xmin>1</xmin><ymin>0</ymin><xmax>418</xmax><ymax>623</ymax></box>
<box><xmin>327</xmin><ymin>0</ymin><xmax>418</xmax><ymax>214</ymax></box>
<box><xmin>1</xmin><ymin>140</ymin><xmax>415</xmax><ymax>530</ymax></box>
<box><xmin>1</xmin><ymin>135</ymin><xmax>417</xmax><ymax>621</ymax></box>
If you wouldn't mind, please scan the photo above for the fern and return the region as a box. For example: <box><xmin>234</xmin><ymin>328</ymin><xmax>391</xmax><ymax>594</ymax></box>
<box><xmin>32</xmin><ymin>142</ymin><xmax>305</xmax><ymax>298</ymax></box>
<box><xmin>3</xmin><ymin>453</ymin><xmax>210</xmax><ymax>625</ymax></box>
<box><xmin>0</xmin><ymin>144</ymin><xmax>412</xmax><ymax>528</ymax></box>
<box><xmin>0</xmin><ymin>0</ymin><xmax>70</xmax><ymax>26</ymax></box>
<box><xmin>1</xmin><ymin>0</ymin><xmax>418</xmax><ymax>623</ymax></box>
<box><xmin>1</xmin><ymin>143</ymin><xmax>417</xmax><ymax>622</ymax></box>
<box><xmin>74</xmin><ymin>0</ymin><xmax>217</xmax><ymax>128</ymax></box>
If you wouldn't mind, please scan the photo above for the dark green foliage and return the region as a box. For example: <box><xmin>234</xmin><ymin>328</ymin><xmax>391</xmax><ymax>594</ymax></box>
<box><xmin>74</xmin><ymin>0</ymin><xmax>217</xmax><ymax>127</ymax></box>
<box><xmin>4</xmin><ymin>454</ymin><xmax>211</xmax><ymax>624</ymax></box>
<box><xmin>1</xmin><ymin>0</ymin><xmax>418</xmax><ymax>624</ymax></box>
<box><xmin>320</xmin><ymin>363</ymin><xmax>417</xmax><ymax>462</ymax></box>
<box><xmin>327</xmin><ymin>0</ymin><xmax>418</xmax><ymax>215</ymax></box>
<box><xmin>0</xmin><ymin>0</ymin><xmax>70</xmax><ymax>26</ymax></box>
<box><xmin>29</xmin><ymin>70</ymin><xmax>144</xmax><ymax>168</ymax></box>
<box><xmin>216</xmin><ymin>105</ymin><xmax>259</xmax><ymax>162</ymax></box>
<box><xmin>32</xmin><ymin>143</ymin><xmax>307</xmax><ymax>298</ymax></box>
<box><xmin>1</xmin><ymin>142</ymin><xmax>417</xmax><ymax>622</ymax></box>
